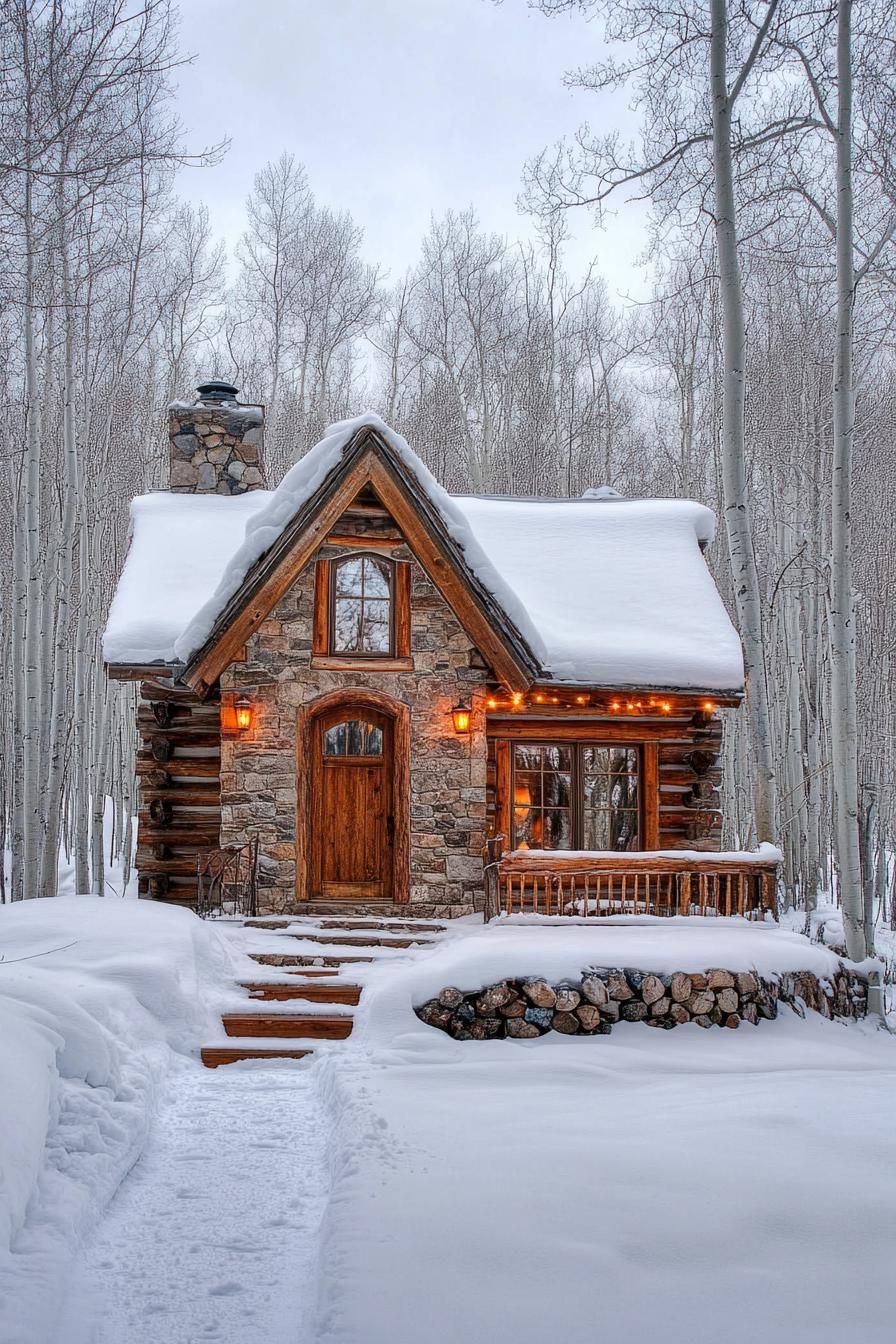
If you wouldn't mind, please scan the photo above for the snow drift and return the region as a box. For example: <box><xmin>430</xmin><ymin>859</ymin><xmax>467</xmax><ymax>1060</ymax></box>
<box><xmin>0</xmin><ymin>897</ymin><xmax>231</xmax><ymax>1344</ymax></box>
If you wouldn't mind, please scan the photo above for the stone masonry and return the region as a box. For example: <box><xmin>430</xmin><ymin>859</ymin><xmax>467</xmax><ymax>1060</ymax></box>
<box><xmin>416</xmin><ymin>964</ymin><xmax>870</xmax><ymax>1039</ymax></box>
<box><xmin>219</xmin><ymin>547</ymin><xmax>490</xmax><ymax>913</ymax></box>
<box><xmin>168</xmin><ymin>383</ymin><xmax>266</xmax><ymax>494</ymax></box>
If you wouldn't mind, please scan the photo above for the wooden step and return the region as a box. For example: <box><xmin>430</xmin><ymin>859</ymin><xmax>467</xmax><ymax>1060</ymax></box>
<box><xmin>222</xmin><ymin>1012</ymin><xmax>354</xmax><ymax>1040</ymax></box>
<box><xmin>318</xmin><ymin>919</ymin><xmax>447</xmax><ymax>932</ymax></box>
<box><xmin>284</xmin><ymin>932</ymin><xmax>421</xmax><ymax>949</ymax></box>
<box><xmin>201</xmin><ymin>1045</ymin><xmax>313</xmax><ymax>1068</ymax></box>
<box><xmin>240</xmin><ymin>981</ymin><xmax>361</xmax><ymax>1004</ymax></box>
<box><xmin>250</xmin><ymin>952</ymin><xmax>375</xmax><ymax>968</ymax></box>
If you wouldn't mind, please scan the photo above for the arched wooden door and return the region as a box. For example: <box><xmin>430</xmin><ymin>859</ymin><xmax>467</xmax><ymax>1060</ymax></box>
<box><xmin>310</xmin><ymin>705</ymin><xmax>394</xmax><ymax>901</ymax></box>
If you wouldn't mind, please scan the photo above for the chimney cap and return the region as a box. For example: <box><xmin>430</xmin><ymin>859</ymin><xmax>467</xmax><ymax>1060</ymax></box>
<box><xmin>196</xmin><ymin>379</ymin><xmax>239</xmax><ymax>405</ymax></box>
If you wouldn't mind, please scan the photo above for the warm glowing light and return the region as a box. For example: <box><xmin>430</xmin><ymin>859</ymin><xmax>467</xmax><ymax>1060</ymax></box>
<box><xmin>535</xmin><ymin>693</ymin><xmax>544</xmax><ymax>702</ymax></box>
<box><xmin>626</xmin><ymin>701</ymin><xmax>635</xmax><ymax>711</ymax></box>
<box><xmin>703</xmin><ymin>701</ymin><xmax>716</xmax><ymax>714</ymax></box>
<box><xmin>511</xmin><ymin>691</ymin><xmax>523</xmax><ymax>707</ymax></box>
<box><xmin>661</xmin><ymin>701</ymin><xmax>672</xmax><ymax>714</ymax></box>
<box><xmin>235</xmin><ymin>696</ymin><xmax>253</xmax><ymax>732</ymax></box>
<box><xmin>487</xmin><ymin>697</ymin><xmax>497</xmax><ymax>709</ymax></box>
<box><xmin>611</xmin><ymin>700</ymin><xmax>621</xmax><ymax>712</ymax></box>
<box><xmin>451</xmin><ymin>702</ymin><xmax>472</xmax><ymax>733</ymax></box>
<box><xmin>575</xmin><ymin>695</ymin><xmax>586</xmax><ymax>704</ymax></box>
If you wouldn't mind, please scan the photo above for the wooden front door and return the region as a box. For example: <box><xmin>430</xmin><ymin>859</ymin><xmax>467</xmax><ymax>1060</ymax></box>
<box><xmin>311</xmin><ymin>707</ymin><xmax>394</xmax><ymax>900</ymax></box>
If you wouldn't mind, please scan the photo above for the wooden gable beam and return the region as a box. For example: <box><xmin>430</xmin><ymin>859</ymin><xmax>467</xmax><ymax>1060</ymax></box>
<box><xmin>182</xmin><ymin>429</ymin><xmax>540</xmax><ymax>695</ymax></box>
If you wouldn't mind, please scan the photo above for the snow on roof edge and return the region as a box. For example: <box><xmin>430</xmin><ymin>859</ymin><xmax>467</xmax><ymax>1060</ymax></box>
<box><xmin>172</xmin><ymin>413</ymin><xmax>549</xmax><ymax>668</ymax></box>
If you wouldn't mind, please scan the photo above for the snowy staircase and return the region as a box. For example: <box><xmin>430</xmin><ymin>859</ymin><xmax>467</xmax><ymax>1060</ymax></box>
<box><xmin>201</xmin><ymin>915</ymin><xmax>447</xmax><ymax>1067</ymax></box>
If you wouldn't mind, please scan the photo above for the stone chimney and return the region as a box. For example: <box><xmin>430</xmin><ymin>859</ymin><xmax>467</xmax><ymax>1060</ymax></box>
<box><xmin>168</xmin><ymin>380</ymin><xmax>266</xmax><ymax>494</ymax></box>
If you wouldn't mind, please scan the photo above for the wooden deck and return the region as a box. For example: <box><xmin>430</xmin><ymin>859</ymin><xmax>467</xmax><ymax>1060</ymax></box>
<box><xmin>485</xmin><ymin>846</ymin><xmax>778</xmax><ymax>920</ymax></box>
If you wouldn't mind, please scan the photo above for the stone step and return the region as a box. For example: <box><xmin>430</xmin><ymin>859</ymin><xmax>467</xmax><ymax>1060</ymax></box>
<box><xmin>201</xmin><ymin>1045</ymin><xmax>314</xmax><ymax>1068</ymax></box>
<box><xmin>222</xmin><ymin>1012</ymin><xmax>354</xmax><ymax>1040</ymax></box>
<box><xmin>240</xmin><ymin>981</ymin><xmax>362</xmax><ymax>1004</ymax></box>
<box><xmin>250</xmin><ymin>952</ymin><xmax>375</xmax><ymax>968</ymax></box>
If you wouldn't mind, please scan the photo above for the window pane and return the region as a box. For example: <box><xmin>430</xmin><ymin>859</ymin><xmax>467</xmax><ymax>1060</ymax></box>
<box><xmin>609</xmin><ymin>747</ymin><xmax>638</xmax><ymax>775</ymax></box>
<box><xmin>542</xmin><ymin>770</ymin><xmax>571</xmax><ymax>808</ymax></box>
<box><xmin>542</xmin><ymin>809</ymin><xmax>571</xmax><ymax>849</ymax></box>
<box><xmin>363</xmin><ymin>556</ymin><xmax>391</xmax><ymax>598</ymax></box>
<box><xmin>544</xmin><ymin>745</ymin><xmax>572</xmax><ymax>771</ymax></box>
<box><xmin>360</xmin><ymin>599</ymin><xmax>391</xmax><ymax>654</ymax></box>
<box><xmin>582</xmin><ymin>745</ymin><xmax>610</xmax><ymax>774</ymax></box>
<box><xmin>583</xmin><ymin>771</ymin><xmax>609</xmax><ymax>810</ymax></box>
<box><xmin>611</xmin><ymin>811</ymin><xmax>639</xmax><ymax>851</ymax></box>
<box><xmin>513</xmin><ymin>771</ymin><xmax>541</xmax><ymax>808</ymax></box>
<box><xmin>583</xmin><ymin>809</ymin><xmax>610</xmax><ymax>850</ymax></box>
<box><xmin>513</xmin><ymin>745</ymin><xmax>542</xmax><ymax>772</ymax></box>
<box><xmin>323</xmin><ymin>719</ymin><xmax>383</xmax><ymax>756</ymax></box>
<box><xmin>335</xmin><ymin>558</ymin><xmax>364</xmax><ymax>597</ymax></box>
<box><xmin>610</xmin><ymin>774</ymin><xmax>639</xmax><ymax>811</ymax></box>
<box><xmin>334</xmin><ymin>598</ymin><xmax>362</xmax><ymax>651</ymax></box>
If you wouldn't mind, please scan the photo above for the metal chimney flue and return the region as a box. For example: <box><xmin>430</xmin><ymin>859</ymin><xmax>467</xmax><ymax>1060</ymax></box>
<box><xmin>195</xmin><ymin>379</ymin><xmax>239</xmax><ymax>406</ymax></box>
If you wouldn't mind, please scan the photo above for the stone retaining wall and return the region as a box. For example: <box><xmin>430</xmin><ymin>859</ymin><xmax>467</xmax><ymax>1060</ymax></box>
<box><xmin>416</xmin><ymin>965</ymin><xmax>868</xmax><ymax>1039</ymax></box>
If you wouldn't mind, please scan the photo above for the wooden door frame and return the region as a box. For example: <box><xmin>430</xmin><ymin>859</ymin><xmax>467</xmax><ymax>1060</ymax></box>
<box><xmin>296</xmin><ymin>688</ymin><xmax>411</xmax><ymax>904</ymax></box>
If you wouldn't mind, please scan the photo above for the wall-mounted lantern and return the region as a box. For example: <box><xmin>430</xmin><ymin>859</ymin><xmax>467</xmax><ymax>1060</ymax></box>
<box><xmin>235</xmin><ymin>695</ymin><xmax>253</xmax><ymax>732</ymax></box>
<box><xmin>692</xmin><ymin>700</ymin><xmax>716</xmax><ymax>729</ymax></box>
<box><xmin>450</xmin><ymin>701</ymin><xmax>472</xmax><ymax>734</ymax></box>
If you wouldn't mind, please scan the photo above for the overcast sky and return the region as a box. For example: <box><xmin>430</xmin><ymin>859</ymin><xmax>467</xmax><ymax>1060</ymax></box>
<box><xmin>172</xmin><ymin>0</ymin><xmax>650</xmax><ymax>297</ymax></box>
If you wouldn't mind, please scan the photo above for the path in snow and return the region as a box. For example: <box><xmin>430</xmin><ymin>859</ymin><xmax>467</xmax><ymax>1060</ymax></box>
<box><xmin>51</xmin><ymin>1058</ymin><xmax>327</xmax><ymax>1344</ymax></box>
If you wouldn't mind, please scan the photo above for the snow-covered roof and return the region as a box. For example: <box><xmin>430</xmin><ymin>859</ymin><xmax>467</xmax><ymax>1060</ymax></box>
<box><xmin>103</xmin><ymin>413</ymin><xmax>744</xmax><ymax>691</ymax></box>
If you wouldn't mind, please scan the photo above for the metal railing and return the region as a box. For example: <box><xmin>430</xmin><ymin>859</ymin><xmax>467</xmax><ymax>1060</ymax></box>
<box><xmin>196</xmin><ymin>837</ymin><xmax>259</xmax><ymax>919</ymax></box>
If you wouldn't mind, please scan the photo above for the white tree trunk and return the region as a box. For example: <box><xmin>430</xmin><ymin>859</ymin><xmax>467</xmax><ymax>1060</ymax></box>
<box><xmin>828</xmin><ymin>0</ymin><xmax>867</xmax><ymax>966</ymax></box>
<box><xmin>709</xmin><ymin>0</ymin><xmax>778</xmax><ymax>844</ymax></box>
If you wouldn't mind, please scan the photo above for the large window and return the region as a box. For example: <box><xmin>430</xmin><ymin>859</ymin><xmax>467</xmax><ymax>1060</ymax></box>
<box><xmin>512</xmin><ymin>742</ymin><xmax>640</xmax><ymax>852</ymax></box>
<box><xmin>329</xmin><ymin>554</ymin><xmax>393</xmax><ymax>656</ymax></box>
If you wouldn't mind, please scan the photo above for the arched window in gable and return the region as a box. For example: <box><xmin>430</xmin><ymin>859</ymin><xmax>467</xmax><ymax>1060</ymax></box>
<box><xmin>329</xmin><ymin>553</ymin><xmax>394</xmax><ymax>656</ymax></box>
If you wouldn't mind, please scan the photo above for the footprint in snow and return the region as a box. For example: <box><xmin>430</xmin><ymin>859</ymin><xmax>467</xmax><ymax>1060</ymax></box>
<box><xmin>208</xmin><ymin>1281</ymin><xmax>245</xmax><ymax>1297</ymax></box>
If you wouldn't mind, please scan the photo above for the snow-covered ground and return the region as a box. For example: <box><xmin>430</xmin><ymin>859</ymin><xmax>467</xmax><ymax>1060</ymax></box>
<box><xmin>3</xmin><ymin>900</ymin><xmax>896</xmax><ymax>1344</ymax></box>
<box><xmin>315</xmin><ymin>1013</ymin><xmax>896</xmax><ymax>1344</ymax></box>
<box><xmin>52</xmin><ymin>1058</ymin><xmax>327</xmax><ymax>1344</ymax></box>
<box><xmin>0</xmin><ymin>898</ymin><xmax>231</xmax><ymax>1343</ymax></box>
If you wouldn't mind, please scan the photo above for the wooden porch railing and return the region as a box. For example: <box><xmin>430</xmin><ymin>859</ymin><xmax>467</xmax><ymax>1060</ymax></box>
<box><xmin>484</xmin><ymin>840</ymin><xmax>778</xmax><ymax>921</ymax></box>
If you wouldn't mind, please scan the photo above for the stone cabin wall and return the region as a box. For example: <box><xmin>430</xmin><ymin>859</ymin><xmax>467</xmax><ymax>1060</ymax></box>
<box><xmin>219</xmin><ymin>544</ymin><xmax>490</xmax><ymax>913</ymax></box>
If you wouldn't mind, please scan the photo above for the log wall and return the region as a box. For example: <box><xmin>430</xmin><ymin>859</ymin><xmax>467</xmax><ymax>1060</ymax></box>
<box><xmin>135</xmin><ymin>679</ymin><xmax>222</xmax><ymax>904</ymax></box>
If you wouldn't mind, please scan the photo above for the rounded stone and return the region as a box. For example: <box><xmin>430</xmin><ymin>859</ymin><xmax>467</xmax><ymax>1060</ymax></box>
<box><xmin>620</xmin><ymin>1000</ymin><xmax>648</xmax><ymax>1022</ymax></box>
<box><xmin>716</xmin><ymin>988</ymin><xmax>738</xmax><ymax>1014</ymax></box>
<box><xmin>576</xmin><ymin>1004</ymin><xmax>603</xmax><ymax>1031</ymax></box>
<box><xmin>642</xmin><ymin>974</ymin><xmax>666</xmax><ymax>1005</ymax></box>
<box><xmin>437</xmin><ymin>986</ymin><xmax>464</xmax><ymax>1009</ymax></box>
<box><xmin>506</xmin><ymin>1018</ymin><xmax>541</xmax><ymax>1039</ymax></box>
<box><xmin>552</xmin><ymin>1011</ymin><xmax>580</xmax><ymax>1035</ymax></box>
<box><xmin>522</xmin><ymin>979</ymin><xmax>557</xmax><ymax>1009</ymax></box>
<box><xmin>607</xmin><ymin>971</ymin><xmax>634</xmax><ymax>1002</ymax></box>
<box><xmin>524</xmin><ymin>1005</ymin><xmax>554</xmax><ymax>1030</ymax></box>
<box><xmin>670</xmin><ymin>972</ymin><xmax>692</xmax><ymax>1003</ymax></box>
<box><xmin>553</xmin><ymin>985</ymin><xmax>581</xmax><ymax>1012</ymax></box>
<box><xmin>581</xmin><ymin>975</ymin><xmax>609</xmax><ymax>1007</ymax></box>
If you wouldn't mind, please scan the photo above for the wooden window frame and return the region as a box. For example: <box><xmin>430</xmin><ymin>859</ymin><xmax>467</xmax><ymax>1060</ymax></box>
<box><xmin>313</xmin><ymin>553</ymin><xmax>411</xmax><ymax>666</ymax></box>
<box><xmin>498</xmin><ymin>735</ymin><xmax>660</xmax><ymax>853</ymax></box>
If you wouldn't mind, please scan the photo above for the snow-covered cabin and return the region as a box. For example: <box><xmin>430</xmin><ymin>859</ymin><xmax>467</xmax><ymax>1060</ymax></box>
<box><xmin>104</xmin><ymin>383</ymin><xmax>776</xmax><ymax>917</ymax></box>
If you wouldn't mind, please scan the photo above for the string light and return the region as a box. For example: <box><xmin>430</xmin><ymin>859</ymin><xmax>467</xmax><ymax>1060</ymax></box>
<box><xmin>479</xmin><ymin>691</ymin><xmax>702</xmax><ymax>717</ymax></box>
